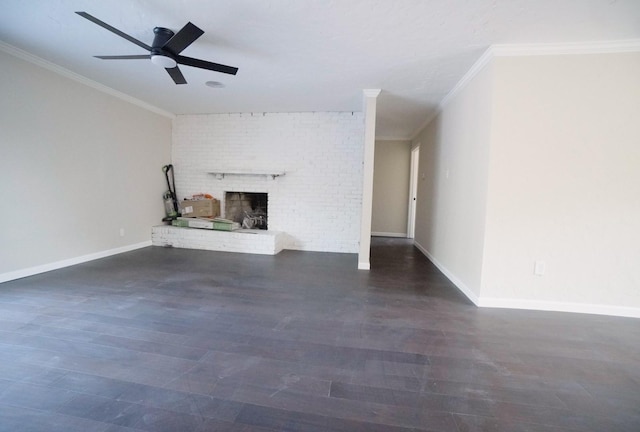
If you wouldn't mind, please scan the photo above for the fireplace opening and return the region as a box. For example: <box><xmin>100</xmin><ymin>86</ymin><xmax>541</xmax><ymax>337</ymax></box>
<box><xmin>224</xmin><ymin>192</ymin><xmax>268</xmax><ymax>230</ymax></box>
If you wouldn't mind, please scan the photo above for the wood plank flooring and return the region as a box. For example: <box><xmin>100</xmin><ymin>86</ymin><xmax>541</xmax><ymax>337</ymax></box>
<box><xmin>0</xmin><ymin>237</ymin><xmax>639</xmax><ymax>431</ymax></box>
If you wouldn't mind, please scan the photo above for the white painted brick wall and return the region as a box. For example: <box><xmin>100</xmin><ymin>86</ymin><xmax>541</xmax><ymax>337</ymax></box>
<box><xmin>172</xmin><ymin>112</ymin><xmax>365</xmax><ymax>253</ymax></box>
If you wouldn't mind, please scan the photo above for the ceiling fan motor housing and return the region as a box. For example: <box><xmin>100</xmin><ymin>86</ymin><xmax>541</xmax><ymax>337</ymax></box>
<box><xmin>151</xmin><ymin>27</ymin><xmax>174</xmax><ymax>56</ymax></box>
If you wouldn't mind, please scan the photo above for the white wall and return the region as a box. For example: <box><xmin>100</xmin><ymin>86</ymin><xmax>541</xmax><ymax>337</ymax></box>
<box><xmin>481</xmin><ymin>52</ymin><xmax>640</xmax><ymax>313</ymax></box>
<box><xmin>172</xmin><ymin>112</ymin><xmax>364</xmax><ymax>253</ymax></box>
<box><xmin>412</xmin><ymin>61</ymin><xmax>493</xmax><ymax>301</ymax></box>
<box><xmin>0</xmin><ymin>50</ymin><xmax>172</xmax><ymax>280</ymax></box>
<box><xmin>412</xmin><ymin>49</ymin><xmax>640</xmax><ymax>317</ymax></box>
<box><xmin>372</xmin><ymin>140</ymin><xmax>410</xmax><ymax>236</ymax></box>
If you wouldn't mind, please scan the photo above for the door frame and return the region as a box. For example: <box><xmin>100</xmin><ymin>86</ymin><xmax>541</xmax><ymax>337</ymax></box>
<box><xmin>407</xmin><ymin>144</ymin><xmax>420</xmax><ymax>239</ymax></box>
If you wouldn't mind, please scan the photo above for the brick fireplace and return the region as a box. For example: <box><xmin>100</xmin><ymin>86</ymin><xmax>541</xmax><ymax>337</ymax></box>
<box><xmin>169</xmin><ymin>112</ymin><xmax>366</xmax><ymax>253</ymax></box>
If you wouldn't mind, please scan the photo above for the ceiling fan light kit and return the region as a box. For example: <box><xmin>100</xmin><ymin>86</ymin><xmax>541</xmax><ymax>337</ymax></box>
<box><xmin>75</xmin><ymin>11</ymin><xmax>238</xmax><ymax>85</ymax></box>
<box><xmin>150</xmin><ymin>55</ymin><xmax>177</xmax><ymax>69</ymax></box>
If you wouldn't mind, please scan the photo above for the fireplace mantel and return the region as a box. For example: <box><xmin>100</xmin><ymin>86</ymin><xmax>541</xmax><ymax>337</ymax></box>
<box><xmin>208</xmin><ymin>170</ymin><xmax>285</xmax><ymax>180</ymax></box>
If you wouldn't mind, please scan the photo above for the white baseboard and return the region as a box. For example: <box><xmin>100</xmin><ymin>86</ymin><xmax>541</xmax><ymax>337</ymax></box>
<box><xmin>478</xmin><ymin>297</ymin><xmax>640</xmax><ymax>319</ymax></box>
<box><xmin>358</xmin><ymin>261</ymin><xmax>371</xmax><ymax>270</ymax></box>
<box><xmin>371</xmin><ymin>232</ymin><xmax>408</xmax><ymax>238</ymax></box>
<box><xmin>413</xmin><ymin>241</ymin><xmax>479</xmax><ymax>305</ymax></box>
<box><xmin>0</xmin><ymin>241</ymin><xmax>152</xmax><ymax>284</ymax></box>
<box><xmin>413</xmin><ymin>241</ymin><xmax>640</xmax><ymax>319</ymax></box>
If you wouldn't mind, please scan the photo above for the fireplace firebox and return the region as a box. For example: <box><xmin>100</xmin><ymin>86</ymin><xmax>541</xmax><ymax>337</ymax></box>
<box><xmin>224</xmin><ymin>192</ymin><xmax>268</xmax><ymax>230</ymax></box>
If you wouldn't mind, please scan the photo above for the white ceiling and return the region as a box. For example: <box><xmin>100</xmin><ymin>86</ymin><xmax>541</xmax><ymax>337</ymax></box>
<box><xmin>1</xmin><ymin>0</ymin><xmax>639</xmax><ymax>139</ymax></box>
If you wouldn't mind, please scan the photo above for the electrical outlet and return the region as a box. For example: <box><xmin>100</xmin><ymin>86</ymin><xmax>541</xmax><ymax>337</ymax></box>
<box><xmin>534</xmin><ymin>261</ymin><xmax>546</xmax><ymax>276</ymax></box>
<box><xmin>119</xmin><ymin>228</ymin><xmax>125</xmax><ymax>237</ymax></box>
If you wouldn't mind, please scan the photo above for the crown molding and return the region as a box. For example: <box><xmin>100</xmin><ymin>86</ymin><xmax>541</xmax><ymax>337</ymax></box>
<box><xmin>408</xmin><ymin>47</ymin><xmax>493</xmax><ymax>141</ymax></box>
<box><xmin>491</xmin><ymin>38</ymin><xmax>640</xmax><ymax>56</ymax></box>
<box><xmin>363</xmin><ymin>88</ymin><xmax>382</xmax><ymax>98</ymax></box>
<box><xmin>0</xmin><ymin>41</ymin><xmax>175</xmax><ymax>119</ymax></box>
<box><xmin>375</xmin><ymin>136</ymin><xmax>411</xmax><ymax>142</ymax></box>
<box><xmin>408</xmin><ymin>108</ymin><xmax>439</xmax><ymax>141</ymax></box>
<box><xmin>407</xmin><ymin>39</ymin><xmax>640</xmax><ymax>140</ymax></box>
<box><xmin>439</xmin><ymin>48</ymin><xmax>495</xmax><ymax>111</ymax></box>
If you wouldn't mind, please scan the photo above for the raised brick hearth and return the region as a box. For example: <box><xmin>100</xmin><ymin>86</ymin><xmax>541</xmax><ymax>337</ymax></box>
<box><xmin>151</xmin><ymin>226</ymin><xmax>286</xmax><ymax>255</ymax></box>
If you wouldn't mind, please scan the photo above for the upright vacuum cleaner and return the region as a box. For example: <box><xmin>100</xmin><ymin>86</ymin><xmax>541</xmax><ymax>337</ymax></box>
<box><xmin>162</xmin><ymin>164</ymin><xmax>179</xmax><ymax>222</ymax></box>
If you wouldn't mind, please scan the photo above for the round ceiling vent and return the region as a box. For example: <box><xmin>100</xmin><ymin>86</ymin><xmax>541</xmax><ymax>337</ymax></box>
<box><xmin>205</xmin><ymin>81</ymin><xmax>225</xmax><ymax>88</ymax></box>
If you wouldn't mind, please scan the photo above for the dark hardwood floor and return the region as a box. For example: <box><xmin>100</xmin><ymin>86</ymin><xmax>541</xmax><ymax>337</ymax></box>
<box><xmin>1</xmin><ymin>237</ymin><xmax>639</xmax><ymax>431</ymax></box>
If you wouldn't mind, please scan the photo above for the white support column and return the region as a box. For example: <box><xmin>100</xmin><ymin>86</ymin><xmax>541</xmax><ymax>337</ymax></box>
<box><xmin>358</xmin><ymin>89</ymin><xmax>381</xmax><ymax>270</ymax></box>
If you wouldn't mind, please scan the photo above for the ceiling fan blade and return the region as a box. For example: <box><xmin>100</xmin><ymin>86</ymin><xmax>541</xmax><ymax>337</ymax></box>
<box><xmin>166</xmin><ymin>66</ymin><xmax>187</xmax><ymax>85</ymax></box>
<box><xmin>176</xmin><ymin>55</ymin><xmax>238</xmax><ymax>75</ymax></box>
<box><xmin>95</xmin><ymin>55</ymin><xmax>151</xmax><ymax>60</ymax></box>
<box><xmin>76</xmin><ymin>11</ymin><xmax>152</xmax><ymax>52</ymax></box>
<box><xmin>163</xmin><ymin>22</ymin><xmax>204</xmax><ymax>55</ymax></box>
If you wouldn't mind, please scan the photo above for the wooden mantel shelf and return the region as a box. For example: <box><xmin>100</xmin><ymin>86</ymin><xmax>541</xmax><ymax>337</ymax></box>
<box><xmin>208</xmin><ymin>170</ymin><xmax>285</xmax><ymax>180</ymax></box>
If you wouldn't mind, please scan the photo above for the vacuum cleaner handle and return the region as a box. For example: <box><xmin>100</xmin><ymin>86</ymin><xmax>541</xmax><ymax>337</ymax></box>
<box><xmin>163</xmin><ymin>164</ymin><xmax>179</xmax><ymax>214</ymax></box>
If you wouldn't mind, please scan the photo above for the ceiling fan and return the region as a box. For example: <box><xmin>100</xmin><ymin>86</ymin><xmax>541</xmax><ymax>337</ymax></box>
<box><xmin>76</xmin><ymin>11</ymin><xmax>238</xmax><ymax>85</ymax></box>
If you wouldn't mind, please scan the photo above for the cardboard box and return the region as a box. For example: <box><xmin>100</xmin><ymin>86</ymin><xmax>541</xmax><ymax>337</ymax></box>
<box><xmin>180</xmin><ymin>199</ymin><xmax>220</xmax><ymax>218</ymax></box>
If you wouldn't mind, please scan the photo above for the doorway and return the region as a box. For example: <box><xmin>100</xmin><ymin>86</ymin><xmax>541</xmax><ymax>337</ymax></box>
<box><xmin>407</xmin><ymin>145</ymin><xmax>420</xmax><ymax>238</ymax></box>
